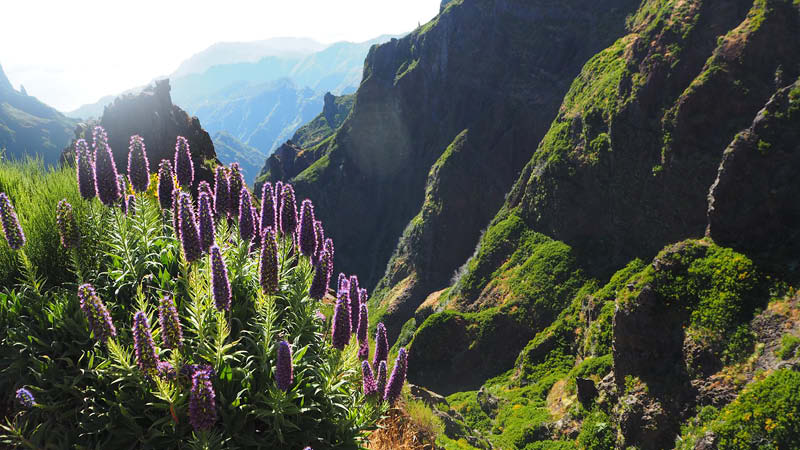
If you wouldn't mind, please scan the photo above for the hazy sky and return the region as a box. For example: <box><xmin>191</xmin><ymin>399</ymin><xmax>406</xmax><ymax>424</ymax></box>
<box><xmin>1</xmin><ymin>0</ymin><xmax>440</xmax><ymax>112</ymax></box>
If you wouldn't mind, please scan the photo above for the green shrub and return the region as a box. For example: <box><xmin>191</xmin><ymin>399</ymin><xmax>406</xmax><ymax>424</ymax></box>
<box><xmin>776</xmin><ymin>334</ymin><xmax>800</xmax><ymax>360</ymax></box>
<box><xmin>577</xmin><ymin>410</ymin><xmax>615</xmax><ymax>450</ymax></box>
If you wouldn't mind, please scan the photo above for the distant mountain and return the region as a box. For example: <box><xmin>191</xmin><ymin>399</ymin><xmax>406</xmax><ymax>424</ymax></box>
<box><xmin>171</xmin><ymin>37</ymin><xmax>325</xmax><ymax>78</ymax></box>
<box><xmin>211</xmin><ymin>131</ymin><xmax>267</xmax><ymax>186</ymax></box>
<box><xmin>0</xmin><ymin>63</ymin><xmax>77</xmax><ymax>165</ymax></box>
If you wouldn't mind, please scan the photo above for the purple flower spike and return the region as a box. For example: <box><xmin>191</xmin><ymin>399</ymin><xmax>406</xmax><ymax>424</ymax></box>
<box><xmin>157</xmin><ymin>361</ymin><xmax>177</xmax><ymax>381</ymax></box>
<box><xmin>125</xmin><ymin>194</ymin><xmax>136</xmax><ymax>216</ymax></box>
<box><xmin>238</xmin><ymin>189</ymin><xmax>255</xmax><ymax>242</ymax></box>
<box><xmin>312</xmin><ymin>220</ymin><xmax>325</xmax><ymax>263</ymax></box>
<box><xmin>260</xmin><ymin>182</ymin><xmax>276</xmax><ymax>232</ymax></box>
<box><xmin>210</xmin><ymin>245</ymin><xmax>232</xmax><ymax>311</ymax></box>
<box><xmin>174</xmin><ymin>136</ymin><xmax>194</xmax><ymax>187</ymax></box>
<box><xmin>0</xmin><ymin>193</ymin><xmax>25</xmax><ymax>250</ymax></box>
<box><xmin>359</xmin><ymin>288</ymin><xmax>368</xmax><ymax>305</ymax></box>
<box><xmin>250</xmin><ymin>206</ymin><xmax>262</xmax><ymax>251</ymax></box>
<box><xmin>127</xmin><ymin>135</ymin><xmax>150</xmax><ymax>192</ymax></box>
<box><xmin>260</xmin><ymin>227</ymin><xmax>279</xmax><ymax>294</ymax></box>
<box><xmin>77</xmin><ymin>283</ymin><xmax>116</xmax><ymax>343</ymax></box>
<box><xmin>213</xmin><ymin>166</ymin><xmax>230</xmax><ymax>219</ymax></box>
<box><xmin>337</xmin><ymin>273</ymin><xmax>348</xmax><ymax>295</ymax></box>
<box><xmin>348</xmin><ymin>275</ymin><xmax>360</xmax><ymax>333</ymax></box>
<box><xmin>15</xmin><ymin>388</ymin><xmax>35</xmax><ymax>408</ymax></box>
<box><xmin>376</xmin><ymin>360</ymin><xmax>387</xmax><ymax>401</ymax></box>
<box><xmin>56</xmin><ymin>199</ymin><xmax>80</xmax><ymax>249</ymax></box>
<box><xmin>189</xmin><ymin>369</ymin><xmax>216</xmax><ymax>431</ymax></box>
<box><xmin>75</xmin><ymin>139</ymin><xmax>96</xmax><ymax>200</ymax></box>
<box><xmin>178</xmin><ymin>193</ymin><xmax>202</xmax><ymax>263</ymax></box>
<box><xmin>298</xmin><ymin>199</ymin><xmax>316</xmax><ymax>257</ymax></box>
<box><xmin>197</xmin><ymin>192</ymin><xmax>215</xmax><ymax>253</ymax></box>
<box><xmin>157</xmin><ymin>160</ymin><xmax>175</xmax><ymax>210</ymax></box>
<box><xmin>172</xmin><ymin>189</ymin><xmax>181</xmax><ymax>240</ymax></box>
<box><xmin>373</xmin><ymin>323</ymin><xmax>388</xmax><ymax>371</ymax></box>
<box><xmin>228</xmin><ymin>163</ymin><xmax>243</xmax><ymax>219</ymax></box>
<box><xmin>279</xmin><ymin>184</ymin><xmax>298</xmax><ymax>237</ymax></box>
<box><xmin>132</xmin><ymin>311</ymin><xmax>159</xmax><ymax>373</ymax></box>
<box><xmin>92</xmin><ymin>126</ymin><xmax>121</xmax><ymax>207</ymax></box>
<box><xmin>275</xmin><ymin>340</ymin><xmax>293</xmax><ymax>392</ymax></box>
<box><xmin>273</xmin><ymin>181</ymin><xmax>283</xmax><ymax>204</ymax></box>
<box><xmin>158</xmin><ymin>295</ymin><xmax>183</xmax><ymax>350</ymax></box>
<box><xmin>324</xmin><ymin>239</ymin><xmax>334</xmax><ymax>279</ymax></box>
<box><xmin>384</xmin><ymin>348</ymin><xmax>408</xmax><ymax>405</ymax></box>
<box><xmin>198</xmin><ymin>180</ymin><xmax>212</xmax><ymax>199</ymax></box>
<box><xmin>309</xmin><ymin>249</ymin><xmax>332</xmax><ymax>300</ymax></box>
<box><xmin>362</xmin><ymin>360</ymin><xmax>377</xmax><ymax>396</ymax></box>
<box><xmin>357</xmin><ymin>303</ymin><xmax>369</xmax><ymax>360</ymax></box>
<box><xmin>331</xmin><ymin>290</ymin><xmax>351</xmax><ymax>350</ymax></box>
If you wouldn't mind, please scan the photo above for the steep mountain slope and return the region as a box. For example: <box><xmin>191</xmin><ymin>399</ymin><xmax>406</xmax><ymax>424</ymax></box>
<box><xmin>0</xmin><ymin>63</ymin><xmax>77</xmax><ymax>164</ymax></box>
<box><xmin>261</xmin><ymin>0</ymin><xmax>641</xmax><ymax>328</ymax></box>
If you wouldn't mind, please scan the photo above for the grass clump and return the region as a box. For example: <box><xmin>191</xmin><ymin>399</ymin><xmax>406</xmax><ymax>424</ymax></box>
<box><xmin>776</xmin><ymin>334</ymin><xmax>800</xmax><ymax>360</ymax></box>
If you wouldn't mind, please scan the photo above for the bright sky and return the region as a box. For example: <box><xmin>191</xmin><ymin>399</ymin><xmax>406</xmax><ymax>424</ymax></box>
<box><xmin>1</xmin><ymin>0</ymin><xmax>440</xmax><ymax>112</ymax></box>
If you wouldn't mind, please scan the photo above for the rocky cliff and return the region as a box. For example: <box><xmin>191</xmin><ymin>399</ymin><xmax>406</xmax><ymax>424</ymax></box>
<box><xmin>64</xmin><ymin>79</ymin><xmax>219</xmax><ymax>189</ymax></box>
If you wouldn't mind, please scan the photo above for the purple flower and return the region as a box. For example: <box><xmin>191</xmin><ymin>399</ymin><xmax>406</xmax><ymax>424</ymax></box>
<box><xmin>180</xmin><ymin>363</ymin><xmax>216</xmax><ymax>381</ymax></box>
<box><xmin>359</xmin><ymin>288</ymin><xmax>368</xmax><ymax>305</ymax></box>
<box><xmin>348</xmin><ymin>275</ymin><xmax>360</xmax><ymax>333</ymax></box>
<box><xmin>172</xmin><ymin>189</ymin><xmax>181</xmax><ymax>240</ymax></box>
<box><xmin>260</xmin><ymin>182</ymin><xmax>276</xmax><ymax>232</ymax></box>
<box><xmin>298</xmin><ymin>199</ymin><xmax>316</xmax><ymax>257</ymax></box>
<box><xmin>213</xmin><ymin>166</ymin><xmax>230</xmax><ymax>219</ymax></box>
<box><xmin>55</xmin><ymin>199</ymin><xmax>80</xmax><ymax>249</ymax></box>
<box><xmin>158</xmin><ymin>295</ymin><xmax>183</xmax><ymax>350</ymax></box>
<box><xmin>127</xmin><ymin>135</ymin><xmax>150</xmax><ymax>192</ymax></box>
<box><xmin>77</xmin><ymin>283</ymin><xmax>116</xmax><ymax>342</ymax></box>
<box><xmin>324</xmin><ymin>239</ymin><xmax>334</xmax><ymax>279</ymax></box>
<box><xmin>250</xmin><ymin>206</ymin><xmax>262</xmax><ymax>251</ymax></box>
<box><xmin>0</xmin><ymin>193</ymin><xmax>25</xmax><ymax>250</ymax></box>
<box><xmin>157</xmin><ymin>361</ymin><xmax>177</xmax><ymax>381</ymax></box>
<box><xmin>309</xmin><ymin>249</ymin><xmax>332</xmax><ymax>300</ymax></box>
<box><xmin>210</xmin><ymin>245</ymin><xmax>232</xmax><ymax>311</ymax></box>
<box><xmin>337</xmin><ymin>273</ymin><xmax>348</xmax><ymax>295</ymax></box>
<box><xmin>332</xmin><ymin>290</ymin><xmax>351</xmax><ymax>350</ymax></box>
<box><xmin>376</xmin><ymin>360</ymin><xmax>387</xmax><ymax>401</ymax></box>
<box><xmin>75</xmin><ymin>139</ymin><xmax>96</xmax><ymax>200</ymax></box>
<box><xmin>362</xmin><ymin>360</ymin><xmax>377</xmax><ymax>396</ymax></box>
<box><xmin>174</xmin><ymin>136</ymin><xmax>194</xmax><ymax>187</ymax></box>
<box><xmin>133</xmin><ymin>311</ymin><xmax>159</xmax><ymax>373</ymax></box>
<box><xmin>238</xmin><ymin>189</ymin><xmax>255</xmax><ymax>242</ymax></box>
<box><xmin>178</xmin><ymin>193</ymin><xmax>202</xmax><ymax>263</ymax></box>
<box><xmin>274</xmin><ymin>181</ymin><xmax>283</xmax><ymax>204</ymax></box>
<box><xmin>157</xmin><ymin>160</ymin><xmax>175</xmax><ymax>210</ymax></box>
<box><xmin>198</xmin><ymin>180</ymin><xmax>212</xmax><ymax>199</ymax></box>
<box><xmin>189</xmin><ymin>369</ymin><xmax>216</xmax><ymax>431</ymax></box>
<box><xmin>93</xmin><ymin>126</ymin><xmax>121</xmax><ymax>207</ymax></box>
<box><xmin>357</xmin><ymin>303</ymin><xmax>369</xmax><ymax>360</ymax></box>
<box><xmin>260</xmin><ymin>227</ymin><xmax>279</xmax><ymax>294</ymax></box>
<box><xmin>384</xmin><ymin>348</ymin><xmax>408</xmax><ymax>405</ymax></box>
<box><xmin>228</xmin><ymin>163</ymin><xmax>243</xmax><ymax>219</ymax></box>
<box><xmin>197</xmin><ymin>192</ymin><xmax>215</xmax><ymax>253</ymax></box>
<box><xmin>373</xmin><ymin>323</ymin><xmax>388</xmax><ymax>371</ymax></box>
<box><xmin>312</xmin><ymin>220</ymin><xmax>325</xmax><ymax>263</ymax></box>
<box><xmin>125</xmin><ymin>194</ymin><xmax>136</xmax><ymax>216</ymax></box>
<box><xmin>15</xmin><ymin>388</ymin><xmax>35</xmax><ymax>408</ymax></box>
<box><xmin>279</xmin><ymin>184</ymin><xmax>298</xmax><ymax>238</ymax></box>
<box><xmin>275</xmin><ymin>340</ymin><xmax>293</xmax><ymax>391</ymax></box>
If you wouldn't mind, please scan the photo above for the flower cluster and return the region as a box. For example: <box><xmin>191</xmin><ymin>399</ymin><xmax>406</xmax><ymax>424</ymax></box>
<box><xmin>332</xmin><ymin>290</ymin><xmax>351</xmax><ymax>350</ymax></box>
<box><xmin>77</xmin><ymin>284</ymin><xmax>116</xmax><ymax>343</ymax></box>
<box><xmin>157</xmin><ymin>160</ymin><xmax>175</xmax><ymax>210</ymax></box>
<box><xmin>228</xmin><ymin>163</ymin><xmax>243</xmax><ymax>219</ymax></box>
<box><xmin>348</xmin><ymin>275</ymin><xmax>360</xmax><ymax>333</ymax></box>
<box><xmin>197</xmin><ymin>192</ymin><xmax>216</xmax><ymax>253</ymax></box>
<box><xmin>127</xmin><ymin>135</ymin><xmax>150</xmax><ymax>192</ymax></box>
<box><xmin>158</xmin><ymin>295</ymin><xmax>183</xmax><ymax>350</ymax></box>
<box><xmin>309</xmin><ymin>249</ymin><xmax>332</xmax><ymax>299</ymax></box>
<box><xmin>0</xmin><ymin>193</ymin><xmax>25</xmax><ymax>250</ymax></box>
<box><xmin>376</xmin><ymin>361</ymin><xmax>387</xmax><ymax>401</ymax></box>
<box><xmin>357</xmin><ymin>303</ymin><xmax>369</xmax><ymax>360</ymax></box>
<box><xmin>276</xmin><ymin>340</ymin><xmax>293</xmax><ymax>392</ymax></box>
<box><xmin>373</xmin><ymin>323</ymin><xmax>388</xmax><ymax>371</ymax></box>
<box><xmin>260</xmin><ymin>182</ymin><xmax>276</xmax><ymax>231</ymax></box>
<box><xmin>92</xmin><ymin>126</ymin><xmax>121</xmax><ymax>206</ymax></box>
<box><xmin>178</xmin><ymin>192</ymin><xmax>202</xmax><ymax>263</ymax></box>
<box><xmin>260</xmin><ymin>227</ymin><xmax>279</xmax><ymax>294</ymax></box>
<box><xmin>239</xmin><ymin>188</ymin><xmax>255</xmax><ymax>242</ymax></box>
<box><xmin>56</xmin><ymin>199</ymin><xmax>80</xmax><ymax>249</ymax></box>
<box><xmin>210</xmin><ymin>245</ymin><xmax>232</xmax><ymax>311</ymax></box>
<box><xmin>298</xmin><ymin>199</ymin><xmax>316</xmax><ymax>256</ymax></box>
<box><xmin>15</xmin><ymin>388</ymin><xmax>36</xmax><ymax>408</ymax></box>
<box><xmin>361</xmin><ymin>361</ymin><xmax>377</xmax><ymax>397</ymax></box>
<box><xmin>189</xmin><ymin>368</ymin><xmax>216</xmax><ymax>431</ymax></box>
<box><xmin>214</xmin><ymin>166</ymin><xmax>230</xmax><ymax>218</ymax></box>
<box><xmin>132</xmin><ymin>311</ymin><xmax>159</xmax><ymax>373</ymax></box>
<box><xmin>279</xmin><ymin>184</ymin><xmax>298</xmax><ymax>238</ymax></box>
<box><xmin>174</xmin><ymin>136</ymin><xmax>194</xmax><ymax>187</ymax></box>
<box><xmin>75</xmin><ymin>139</ymin><xmax>96</xmax><ymax>200</ymax></box>
<box><xmin>384</xmin><ymin>348</ymin><xmax>408</xmax><ymax>405</ymax></box>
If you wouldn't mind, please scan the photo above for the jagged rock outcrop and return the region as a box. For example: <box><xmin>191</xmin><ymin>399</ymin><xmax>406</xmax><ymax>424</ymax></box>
<box><xmin>0</xmin><ymin>62</ymin><xmax>77</xmax><ymax>164</ymax></box>
<box><xmin>64</xmin><ymin>79</ymin><xmax>218</xmax><ymax>189</ymax></box>
<box><xmin>707</xmin><ymin>78</ymin><xmax>800</xmax><ymax>266</ymax></box>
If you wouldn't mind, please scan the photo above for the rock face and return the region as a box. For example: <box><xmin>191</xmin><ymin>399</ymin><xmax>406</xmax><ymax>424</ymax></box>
<box><xmin>707</xmin><ymin>79</ymin><xmax>800</xmax><ymax>266</ymax></box>
<box><xmin>0</xmin><ymin>62</ymin><xmax>77</xmax><ymax>165</ymax></box>
<box><xmin>64</xmin><ymin>79</ymin><xmax>218</xmax><ymax>189</ymax></box>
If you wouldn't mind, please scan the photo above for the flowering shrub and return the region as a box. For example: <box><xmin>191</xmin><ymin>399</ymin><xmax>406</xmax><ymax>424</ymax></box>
<box><xmin>0</xmin><ymin>130</ymin><xmax>405</xmax><ymax>449</ymax></box>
